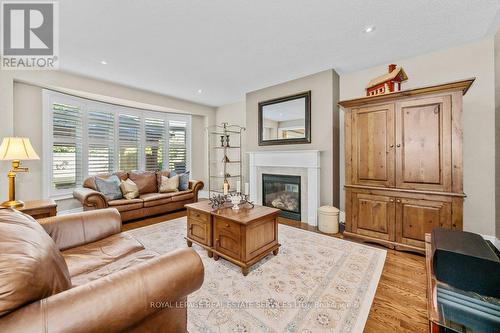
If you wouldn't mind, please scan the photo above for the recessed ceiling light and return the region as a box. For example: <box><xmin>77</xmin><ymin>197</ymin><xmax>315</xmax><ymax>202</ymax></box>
<box><xmin>100</xmin><ymin>60</ymin><xmax>107</xmax><ymax>65</ymax></box>
<box><xmin>197</xmin><ymin>89</ymin><xmax>203</xmax><ymax>94</ymax></box>
<box><xmin>364</xmin><ymin>26</ymin><xmax>375</xmax><ymax>33</ymax></box>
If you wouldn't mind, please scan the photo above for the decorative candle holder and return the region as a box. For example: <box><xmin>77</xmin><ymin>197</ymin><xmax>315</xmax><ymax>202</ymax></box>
<box><xmin>230</xmin><ymin>194</ymin><xmax>241</xmax><ymax>210</ymax></box>
<box><xmin>209</xmin><ymin>193</ymin><xmax>230</xmax><ymax>209</ymax></box>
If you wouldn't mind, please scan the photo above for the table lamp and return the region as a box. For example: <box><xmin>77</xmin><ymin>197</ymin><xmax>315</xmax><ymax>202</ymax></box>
<box><xmin>0</xmin><ymin>137</ymin><xmax>40</xmax><ymax>208</ymax></box>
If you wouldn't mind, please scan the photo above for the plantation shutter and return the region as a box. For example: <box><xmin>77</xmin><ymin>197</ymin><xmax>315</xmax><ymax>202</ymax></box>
<box><xmin>118</xmin><ymin>114</ymin><xmax>140</xmax><ymax>171</ymax></box>
<box><xmin>88</xmin><ymin>111</ymin><xmax>115</xmax><ymax>175</ymax></box>
<box><xmin>168</xmin><ymin>120</ymin><xmax>187</xmax><ymax>173</ymax></box>
<box><xmin>52</xmin><ymin>102</ymin><xmax>83</xmax><ymax>190</ymax></box>
<box><xmin>145</xmin><ymin>118</ymin><xmax>165</xmax><ymax>171</ymax></box>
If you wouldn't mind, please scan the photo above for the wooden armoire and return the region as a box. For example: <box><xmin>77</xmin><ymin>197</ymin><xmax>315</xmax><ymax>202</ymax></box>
<box><xmin>339</xmin><ymin>79</ymin><xmax>474</xmax><ymax>253</ymax></box>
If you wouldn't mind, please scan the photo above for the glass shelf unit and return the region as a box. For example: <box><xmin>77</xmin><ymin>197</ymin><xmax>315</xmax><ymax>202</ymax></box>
<box><xmin>207</xmin><ymin>123</ymin><xmax>245</xmax><ymax>196</ymax></box>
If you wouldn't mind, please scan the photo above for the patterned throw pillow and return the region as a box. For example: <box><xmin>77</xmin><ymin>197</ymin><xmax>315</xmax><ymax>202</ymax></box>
<box><xmin>178</xmin><ymin>171</ymin><xmax>190</xmax><ymax>191</ymax></box>
<box><xmin>159</xmin><ymin>175</ymin><xmax>179</xmax><ymax>193</ymax></box>
<box><xmin>120</xmin><ymin>179</ymin><xmax>139</xmax><ymax>199</ymax></box>
<box><xmin>95</xmin><ymin>175</ymin><xmax>123</xmax><ymax>201</ymax></box>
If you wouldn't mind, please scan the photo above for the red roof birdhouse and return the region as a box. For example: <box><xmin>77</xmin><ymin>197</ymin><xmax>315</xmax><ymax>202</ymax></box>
<box><xmin>366</xmin><ymin>64</ymin><xmax>408</xmax><ymax>96</ymax></box>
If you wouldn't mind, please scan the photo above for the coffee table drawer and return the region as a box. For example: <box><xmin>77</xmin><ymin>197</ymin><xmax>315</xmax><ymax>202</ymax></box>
<box><xmin>215</xmin><ymin>218</ymin><xmax>241</xmax><ymax>237</ymax></box>
<box><xmin>188</xmin><ymin>209</ymin><xmax>210</xmax><ymax>223</ymax></box>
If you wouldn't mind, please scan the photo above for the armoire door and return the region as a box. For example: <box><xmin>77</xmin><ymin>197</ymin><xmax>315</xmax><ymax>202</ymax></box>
<box><xmin>352</xmin><ymin>192</ymin><xmax>395</xmax><ymax>241</ymax></box>
<box><xmin>395</xmin><ymin>197</ymin><xmax>451</xmax><ymax>249</ymax></box>
<box><xmin>395</xmin><ymin>96</ymin><xmax>452</xmax><ymax>192</ymax></box>
<box><xmin>352</xmin><ymin>104</ymin><xmax>395</xmax><ymax>187</ymax></box>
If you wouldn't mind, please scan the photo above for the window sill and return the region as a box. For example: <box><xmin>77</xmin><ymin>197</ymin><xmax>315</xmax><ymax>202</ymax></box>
<box><xmin>50</xmin><ymin>193</ymin><xmax>75</xmax><ymax>201</ymax></box>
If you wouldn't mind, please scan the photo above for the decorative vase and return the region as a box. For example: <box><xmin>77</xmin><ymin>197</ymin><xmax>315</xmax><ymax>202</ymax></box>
<box><xmin>230</xmin><ymin>194</ymin><xmax>241</xmax><ymax>210</ymax></box>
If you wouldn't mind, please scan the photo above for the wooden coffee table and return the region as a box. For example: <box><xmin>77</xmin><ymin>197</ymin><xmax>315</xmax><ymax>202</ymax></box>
<box><xmin>185</xmin><ymin>201</ymin><xmax>281</xmax><ymax>275</ymax></box>
<box><xmin>18</xmin><ymin>199</ymin><xmax>57</xmax><ymax>219</ymax></box>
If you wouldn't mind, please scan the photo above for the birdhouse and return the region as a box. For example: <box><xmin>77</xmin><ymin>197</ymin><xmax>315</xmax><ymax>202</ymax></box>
<box><xmin>366</xmin><ymin>64</ymin><xmax>408</xmax><ymax>96</ymax></box>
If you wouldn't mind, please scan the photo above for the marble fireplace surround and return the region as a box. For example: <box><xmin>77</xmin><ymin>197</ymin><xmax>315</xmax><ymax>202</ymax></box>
<box><xmin>248</xmin><ymin>150</ymin><xmax>320</xmax><ymax>226</ymax></box>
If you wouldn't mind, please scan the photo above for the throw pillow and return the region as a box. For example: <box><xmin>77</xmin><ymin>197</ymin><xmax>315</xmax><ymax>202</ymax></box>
<box><xmin>159</xmin><ymin>175</ymin><xmax>179</xmax><ymax>193</ymax></box>
<box><xmin>95</xmin><ymin>175</ymin><xmax>123</xmax><ymax>201</ymax></box>
<box><xmin>128</xmin><ymin>171</ymin><xmax>157</xmax><ymax>195</ymax></box>
<box><xmin>120</xmin><ymin>179</ymin><xmax>139</xmax><ymax>199</ymax></box>
<box><xmin>178</xmin><ymin>171</ymin><xmax>190</xmax><ymax>191</ymax></box>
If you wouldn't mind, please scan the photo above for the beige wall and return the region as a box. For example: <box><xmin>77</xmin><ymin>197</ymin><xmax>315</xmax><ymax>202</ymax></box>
<box><xmin>245</xmin><ymin>69</ymin><xmax>340</xmax><ymax>206</ymax></box>
<box><xmin>340</xmin><ymin>38</ymin><xmax>496</xmax><ymax>236</ymax></box>
<box><xmin>216</xmin><ymin>101</ymin><xmax>246</xmax><ymax>127</ymax></box>
<box><xmin>1</xmin><ymin>71</ymin><xmax>216</xmax><ymax>211</ymax></box>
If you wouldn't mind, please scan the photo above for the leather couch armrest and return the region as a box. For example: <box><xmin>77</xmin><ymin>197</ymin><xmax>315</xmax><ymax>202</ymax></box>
<box><xmin>0</xmin><ymin>248</ymin><xmax>204</xmax><ymax>333</ymax></box>
<box><xmin>38</xmin><ymin>208</ymin><xmax>122</xmax><ymax>251</ymax></box>
<box><xmin>189</xmin><ymin>180</ymin><xmax>204</xmax><ymax>200</ymax></box>
<box><xmin>73</xmin><ymin>187</ymin><xmax>108</xmax><ymax>210</ymax></box>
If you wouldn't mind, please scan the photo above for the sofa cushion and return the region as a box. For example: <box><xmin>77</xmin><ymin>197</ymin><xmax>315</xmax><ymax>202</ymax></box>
<box><xmin>139</xmin><ymin>193</ymin><xmax>175</xmax><ymax>207</ymax></box>
<box><xmin>129</xmin><ymin>171</ymin><xmax>157</xmax><ymax>195</ymax></box>
<box><xmin>95</xmin><ymin>175</ymin><xmax>123</xmax><ymax>201</ymax></box>
<box><xmin>171</xmin><ymin>190</ymin><xmax>195</xmax><ymax>202</ymax></box>
<box><xmin>108</xmin><ymin>198</ymin><xmax>144</xmax><ymax>212</ymax></box>
<box><xmin>159</xmin><ymin>175</ymin><xmax>179</xmax><ymax>193</ymax></box>
<box><xmin>0</xmin><ymin>209</ymin><xmax>71</xmax><ymax>316</ymax></box>
<box><xmin>156</xmin><ymin>170</ymin><xmax>171</xmax><ymax>186</ymax></box>
<box><xmin>178</xmin><ymin>171</ymin><xmax>190</xmax><ymax>191</ymax></box>
<box><xmin>69</xmin><ymin>249</ymin><xmax>159</xmax><ymax>287</ymax></box>
<box><xmin>62</xmin><ymin>233</ymin><xmax>144</xmax><ymax>278</ymax></box>
<box><xmin>84</xmin><ymin>172</ymin><xmax>128</xmax><ymax>191</ymax></box>
<box><xmin>120</xmin><ymin>178</ymin><xmax>140</xmax><ymax>199</ymax></box>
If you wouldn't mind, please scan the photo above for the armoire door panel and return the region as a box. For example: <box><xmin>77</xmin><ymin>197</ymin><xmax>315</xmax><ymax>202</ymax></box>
<box><xmin>352</xmin><ymin>104</ymin><xmax>395</xmax><ymax>187</ymax></box>
<box><xmin>352</xmin><ymin>192</ymin><xmax>395</xmax><ymax>241</ymax></box>
<box><xmin>396</xmin><ymin>198</ymin><xmax>451</xmax><ymax>248</ymax></box>
<box><xmin>396</xmin><ymin>96</ymin><xmax>452</xmax><ymax>191</ymax></box>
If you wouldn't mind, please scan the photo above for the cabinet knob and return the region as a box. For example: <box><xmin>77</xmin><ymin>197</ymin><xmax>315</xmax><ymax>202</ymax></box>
<box><xmin>389</xmin><ymin>144</ymin><xmax>394</xmax><ymax>148</ymax></box>
<box><xmin>396</xmin><ymin>144</ymin><xmax>401</xmax><ymax>148</ymax></box>
<box><xmin>396</xmin><ymin>199</ymin><xmax>401</xmax><ymax>203</ymax></box>
<box><xmin>225</xmin><ymin>223</ymin><xmax>230</xmax><ymax>227</ymax></box>
<box><xmin>389</xmin><ymin>198</ymin><xmax>394</xmax><ymax>202</ymax></box>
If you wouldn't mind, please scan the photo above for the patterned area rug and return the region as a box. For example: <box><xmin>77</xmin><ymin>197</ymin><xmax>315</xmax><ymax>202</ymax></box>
<box><xmin>126</xmin><ymin>217</ymin><xmax>386</xmax><ymax>333</ymax></box>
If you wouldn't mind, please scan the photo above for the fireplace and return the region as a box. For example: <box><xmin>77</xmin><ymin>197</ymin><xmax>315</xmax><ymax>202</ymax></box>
<box><xmin>262</xmin><ymin>174</ymin><xmax>301</xmax><ymax>221</ymax></box>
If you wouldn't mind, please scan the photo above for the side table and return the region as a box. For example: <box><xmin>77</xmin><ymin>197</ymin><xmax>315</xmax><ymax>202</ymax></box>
<box><xmin>17</xmin><ymin>199</ymin><xmax>57</xmax><ymax>219</ymax></box>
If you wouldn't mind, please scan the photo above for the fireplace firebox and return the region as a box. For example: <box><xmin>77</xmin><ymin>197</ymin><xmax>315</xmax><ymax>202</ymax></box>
<box><xmin>262</xmin><ymin>174</ymin><xmax>301</xmax><ymax>221</ymax></box>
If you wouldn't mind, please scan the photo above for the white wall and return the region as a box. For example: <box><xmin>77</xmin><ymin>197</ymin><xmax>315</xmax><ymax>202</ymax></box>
<box><xmin>1</xmin><ymin>71</ymin><xmax>216</xmax><ymax>211</ymax></box>
<box><xmin>495</xmin><ymin>30</ymin><xmax>500</xmax><ymax>240</ymax></box>
<box><xmin>246</xmin><ymin>69</ymin><xmax>340</xmax><ymax>206</ymax></box>
<box><xmin>340</xmin><ymin>38</ymin><xmax>496</xmax><ymax>236</ymax></box>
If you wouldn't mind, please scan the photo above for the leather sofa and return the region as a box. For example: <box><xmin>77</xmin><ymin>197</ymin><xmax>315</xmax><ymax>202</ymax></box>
<box><xmin>73</xmin><ymin>171</ymin><xmax>204</xmax><ymax>222</ymax></box>
<box><xmin>0</xmin><ymin>208</ymin><xmax>204</xmax><ymax>333</ymax></box>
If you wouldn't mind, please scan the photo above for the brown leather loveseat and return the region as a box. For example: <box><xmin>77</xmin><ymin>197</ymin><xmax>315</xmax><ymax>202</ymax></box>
<box><xmin>73</xmin><ymin>171</ymin><xmax>204</xmax><ymax>222</ymax></box>
<box><xmin>0</xmin><ymin>208</ymin><xmax>204</xmax><ymax>333</ymax></box>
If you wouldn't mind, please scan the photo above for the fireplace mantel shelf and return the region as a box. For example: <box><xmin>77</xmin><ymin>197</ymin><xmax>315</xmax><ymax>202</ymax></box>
<box><xmin>247</xmin><ymin>150</ymin><xmax>321</xmax><ymax>226</ymax></box>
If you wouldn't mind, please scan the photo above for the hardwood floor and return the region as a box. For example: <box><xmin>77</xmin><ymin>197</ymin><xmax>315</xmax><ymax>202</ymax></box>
<box><xmin>124</xmin><ymin>210</ymin><xmax>429</xmax><ymax>333</ymax></box>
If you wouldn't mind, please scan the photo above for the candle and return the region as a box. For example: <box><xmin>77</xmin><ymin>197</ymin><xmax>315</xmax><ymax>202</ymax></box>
<box><xmin>244</xmin><ymin>183</ymin><xmax>249</xmax><ymax>195</ymax></box>
<box><xmin>223</xmin><ymin>182</ymin><xmax>229</xmax><ymax>195</ymax></box>
<box><xmin>236</xmin><ymin>180</ymin><xmax>241</xmax><ymax>193</ymax></box>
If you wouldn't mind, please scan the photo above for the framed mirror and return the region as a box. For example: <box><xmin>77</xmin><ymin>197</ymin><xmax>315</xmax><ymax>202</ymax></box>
<box><xmin>258</xmin><ymin>91</ymin><xmax>311</xmax><ymax>146</ymax></box>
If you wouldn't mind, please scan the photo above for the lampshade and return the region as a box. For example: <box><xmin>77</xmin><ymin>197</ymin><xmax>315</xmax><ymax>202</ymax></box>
<box><xmin>0</xmin><ymin>137</ymin><xmax>40</xmax><ymax>161</ymax></box>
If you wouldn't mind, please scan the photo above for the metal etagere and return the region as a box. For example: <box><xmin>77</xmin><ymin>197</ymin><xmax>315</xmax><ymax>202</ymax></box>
<box><xmin>207</xmin><ymin>123</ymin><xmax>245</xmax><ymax>197</ymax></box>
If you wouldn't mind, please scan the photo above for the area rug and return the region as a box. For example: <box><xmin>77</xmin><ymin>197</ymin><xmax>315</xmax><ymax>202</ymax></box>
<box><xmin>126</xmin><ymin>217</ymin><xmax>386</xmax><ymax>333</ymax></box>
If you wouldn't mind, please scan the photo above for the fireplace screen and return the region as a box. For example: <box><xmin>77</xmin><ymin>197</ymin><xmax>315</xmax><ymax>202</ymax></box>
<box><xmin>262</xmin><ymin>174</ymin><xmax>301</xmax><ymax>221</ymax></box>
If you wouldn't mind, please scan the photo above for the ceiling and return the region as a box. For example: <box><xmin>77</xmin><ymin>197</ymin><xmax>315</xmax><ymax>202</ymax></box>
<box><xmin>59</xmin><ymin>0</ymin><xmax>500</xmax><ymax>107</ymax></box>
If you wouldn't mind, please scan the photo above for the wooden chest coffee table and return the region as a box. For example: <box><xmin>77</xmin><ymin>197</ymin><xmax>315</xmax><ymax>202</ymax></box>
<box><xmin>185</xmin><ymin>201</ymin><xmax>280</xmax><ymax>275</ymax></box>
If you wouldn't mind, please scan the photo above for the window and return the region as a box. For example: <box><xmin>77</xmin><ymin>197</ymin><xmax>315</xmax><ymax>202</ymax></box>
<box><xmin>169</xmin><ymin>120</ymin><xmax>187</xmax><ymax>173</ymax></box>
<box><xmin>145</xmin><ymin>118</ymin><xmax>165</xmax><ymax>171</ymax></box>
<box><xmin>51</xmin><ymin>102</ymin><xmax>83</xmax><ymax>192</ymax></box>
<box><xmin>118</xmin><ymin>114</ymin><xmax>141</xmax><ymax>171</ymax></box>
<box><xmin>43</xmin><ymin>90</ymin><xmax>191</xmax><ymax>198</ymax></box>
<box><xmin>88</xmin><ymin>110</ymin><xmax>115</xmax><ymax>175</ymax></box>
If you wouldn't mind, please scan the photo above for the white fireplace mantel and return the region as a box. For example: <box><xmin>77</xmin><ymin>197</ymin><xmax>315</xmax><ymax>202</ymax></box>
<box><xmin>247</xmin><ymin>150</ymin><xmax>320</xmax><ymax>226</ymax></box>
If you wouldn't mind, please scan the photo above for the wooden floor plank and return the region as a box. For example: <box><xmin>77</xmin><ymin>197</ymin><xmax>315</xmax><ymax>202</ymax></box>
<box><xmin>125</xmin><ymin>210</ymin><xmax>429</xmax><ymax>333</ymax></box>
